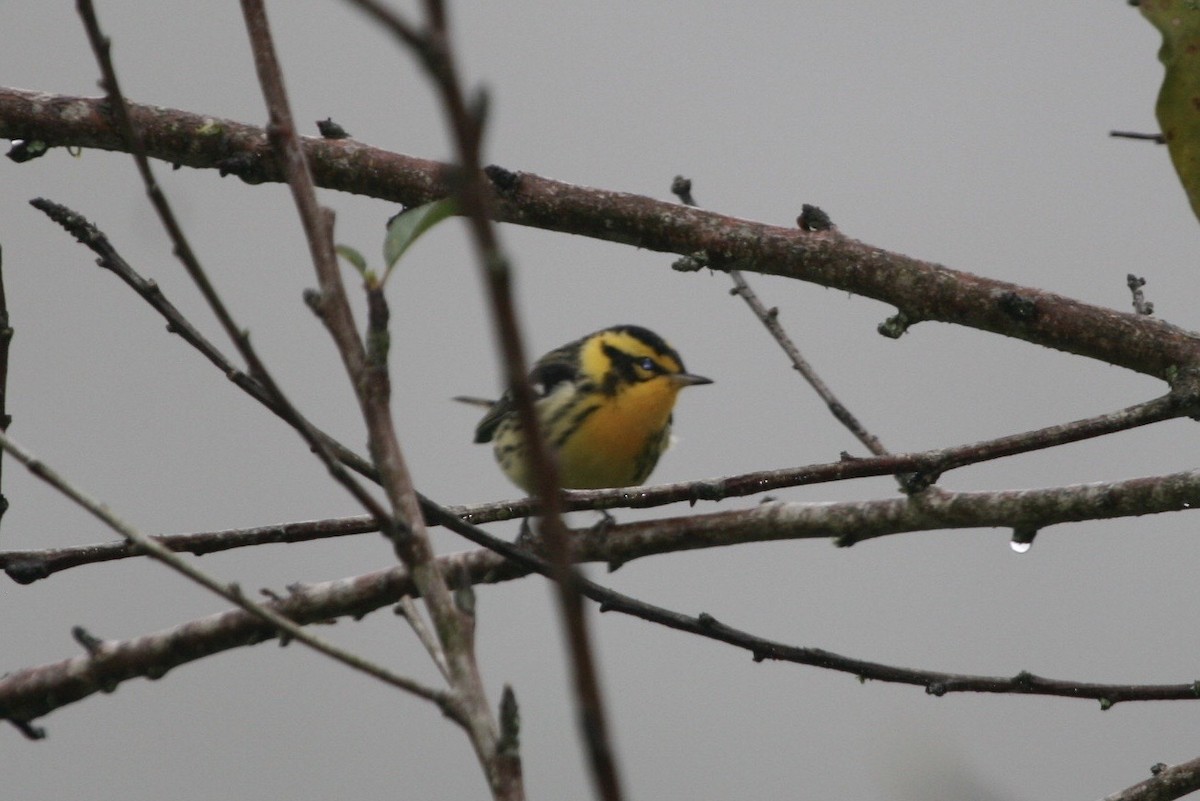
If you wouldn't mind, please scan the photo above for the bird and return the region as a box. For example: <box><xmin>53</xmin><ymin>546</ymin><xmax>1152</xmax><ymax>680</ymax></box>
<box><xmin>464</xmin><ymin>325</ymin><xmax>712</xmax><ymax>493</ymax></box>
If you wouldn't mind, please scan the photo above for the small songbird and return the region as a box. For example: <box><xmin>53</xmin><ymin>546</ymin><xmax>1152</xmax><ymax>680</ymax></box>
<box><xmin>466</xmin><ymin>325</ymin><xmax>712</xmax><ymax>493</ymax></box>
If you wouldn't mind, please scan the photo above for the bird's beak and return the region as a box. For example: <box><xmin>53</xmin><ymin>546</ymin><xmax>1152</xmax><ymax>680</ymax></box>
<box><xmin>672</xmin><ymin>372</ymin><xmax>714</xmax><ymax>387</ymax></box>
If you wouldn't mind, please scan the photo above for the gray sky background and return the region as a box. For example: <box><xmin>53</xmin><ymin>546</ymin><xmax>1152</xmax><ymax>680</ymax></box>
<box><xmin>2</xmin><ymin>3</ymin><xmax>1197</xmax><ymax>799</ymax></box>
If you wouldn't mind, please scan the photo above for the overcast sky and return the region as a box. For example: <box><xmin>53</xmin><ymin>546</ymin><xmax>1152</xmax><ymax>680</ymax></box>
<box><xmin>2</xmin><ymin>3</ymin><xmax>1198</xmax><ymax>800</ymax></box>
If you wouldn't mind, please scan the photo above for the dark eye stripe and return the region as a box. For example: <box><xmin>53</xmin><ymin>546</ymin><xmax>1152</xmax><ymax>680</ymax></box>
<box><xmin>602</xmin><ymin>344</ymin><xmax>667</xmax><ymax>384</ymax></box>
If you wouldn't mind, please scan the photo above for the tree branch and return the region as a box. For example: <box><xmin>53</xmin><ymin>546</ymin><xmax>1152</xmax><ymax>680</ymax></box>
<box><xmin>0</xmin><ymin>428</ymin><xmax>459</xmax><ymax>731</ymax></box>
<box><xmin>578</xmin><ymin>467</ymin><xmax>1200</xmax><ymax>562</ymax></box>
<box><xmin>0</xmin><ymin>548</ymin><xmax>516</xmax><ymax>727</ymax></box>
<box><xmin>6</xmin><ymin>509</ymin><xmax>1200</xmax><ymax>729</ymax></box>
<box><xmin>0</xmin><ymin>515</ymin><xmax>381</xmax><ymax>583</ymax></box>
<box><xmin>2</xmin><ymin>384</ymin><xmax>1190</xmax><ymax>583</ymax></box>
<box><xmin>3</xmin><ymin>88</ymin><xmax>1196</xmax><ymax>379</ymax></box>
<box><xmin>1102</xmin><ymin>756</ymin><xmax>1200</xmax><ymax>801</ymax></box>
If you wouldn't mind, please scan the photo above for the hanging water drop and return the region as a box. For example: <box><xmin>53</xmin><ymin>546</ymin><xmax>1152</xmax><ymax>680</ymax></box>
<box><xmin>1010</xmin><ymin>527</ymin><xmax>1037</xmax><ymax>553</ymax></box>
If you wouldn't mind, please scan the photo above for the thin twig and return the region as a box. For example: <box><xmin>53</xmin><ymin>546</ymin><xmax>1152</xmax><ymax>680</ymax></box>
<box><xmin>671</xmin><ymin>177</ymin><xmax>889</xmax><ymax>457</ymax></box>
<box><xmin>0</xmin><ymin>549</ymin><xmax>516</xmax><ymax>726</ymax></box>
<box><xmin>79</xmin><ymin>0</ymin><xmax>499</xmax><ymax>767</ymax></box>
<box><xmin>396</xmin><ymin>595</ymin><xmax>451</xmax><ymax>682</ymax></box>
<box><xmin>0</xmin><ymin>429</ymin><xmax>458</xmax><ymax>720</ymax></box>
<box><xmin>732</xmin><ymin>270</ymin><xmax>891</xmax><ymax>455</ymax></box>
<box><xmin>27</xmin><ymin>198</ymin><xmax>383</xmax><ymax>486</ymax></box>
<box><xmin>83</xmin><ymin>0</ymin><xmax>408</xmax><ymax>549</ymax></box>
<box><xmin>362</xmin><ymin>484</ymin><xmax>1200</xmax><ymax>709</ymax></box>
<box><xmin>569</xmin><ymin>467</ymin><xmax>1200</xmax><ymax>559</ymax></box>
<box><xmin>1110</xmin><ymin>130</ymin><xmax>1166</xmax><ymax>144</ymax></box>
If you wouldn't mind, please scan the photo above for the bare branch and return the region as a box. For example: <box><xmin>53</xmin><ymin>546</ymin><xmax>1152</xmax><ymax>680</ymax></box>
<box><xmin>671</xmin><ymin>176</ymin><xmax>891</xmax><ymax>459</ymax></box>
<box><xmin>0</xmin><ymin>516</ymin><xmax>380</xmax><ymax>583</ymax></box>
<box><xmin>6</xmin><ymin>496</ymin><xmax>1200</xmax><ymax>727</ymax></box>
<box><xmin>576</xmin><ymin>468</ymin><xmax>1200</xmax><ymax>561</ymax></box>
<box><xmin>1101</xmin><ymin>756</ymin><xmax>1200</xmax><ymax>801</ymax></box>
<box><xmin>3</xmin><ymin>385</ymin><xmax>1189</xmax><ymax>583</ymax></box>
<box><xmin>3</xmin><ymin>88</ymin><xmax>1196</xmax><ymax>380</ymax></box>
<box><xmin>0</xmin><ymin>547</ymin><xmax>517</xmax><ymax>725</ymax></box>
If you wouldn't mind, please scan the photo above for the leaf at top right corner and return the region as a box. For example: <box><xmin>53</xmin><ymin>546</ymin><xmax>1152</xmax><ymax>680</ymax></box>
<box><xmin>1141</xmin><ymin>0</ymin><xmax>1200</xmax><ymax>225</ymax></box>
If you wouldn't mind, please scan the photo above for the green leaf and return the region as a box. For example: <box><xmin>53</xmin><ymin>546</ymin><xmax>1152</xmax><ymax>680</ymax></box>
<box><xmin>1141</xmin><ymin>1</ymin><xmax>1200</xmax><ymax>224</ymax></box>
<box><xmin>382</xmin><ymin>198</ymin><xmax>458</xmax><ymax>277</ymax></box>
<box><xmin>335</xmin><ymin>244</ymin><xmax>368</xmax><ymax>276</ymax></box>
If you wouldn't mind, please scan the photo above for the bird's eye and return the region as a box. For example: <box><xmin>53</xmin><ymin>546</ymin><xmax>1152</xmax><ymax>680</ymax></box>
<box><xmin>640</xmin><ymin>357</ymin><xmax>656</xmax><ymax>372</ymax></box>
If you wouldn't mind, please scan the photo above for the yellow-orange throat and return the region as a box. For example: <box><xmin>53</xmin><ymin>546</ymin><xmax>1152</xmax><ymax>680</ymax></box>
<box><xmin>554</xmin><ymin>376</ymin><xmax>683</xmax><ymax>488</ymax></box>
